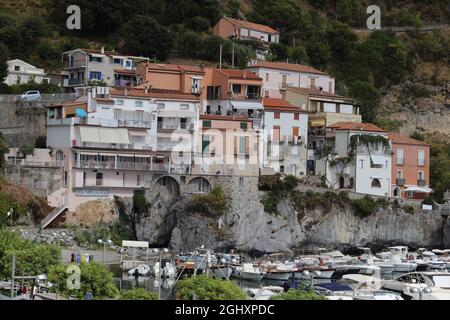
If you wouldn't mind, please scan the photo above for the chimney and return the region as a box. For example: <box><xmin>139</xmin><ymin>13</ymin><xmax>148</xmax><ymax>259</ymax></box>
<box><xmin>101</xmin><ymin>46</ymin><xmax>105</xmax><ymax>54</ymax></box>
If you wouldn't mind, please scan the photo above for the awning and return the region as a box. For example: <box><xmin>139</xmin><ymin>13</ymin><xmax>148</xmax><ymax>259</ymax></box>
<box><xmin>404</xmin><ymin>186</ymin><xmax>433</xmax><ymax>193</ymax></box>
<box><xmin>129</xmin><ymin>130</ymin><xmax>149</xmax><ymax>137</ymax></box>
<box><xmin>231</xmin><ymin>100</ymin><xmax>264</xmax><ymax>110</ymax></box>
<box><xmin>310</xmin><ymin>119</ymin><xmax>326</xmax><ymax>127</ymax></box>
<box><xmin>158</xmin><ymin>110</ymin><xmax>197</xmax><ymax>118</ymax></box>
<box><xmin>371</xmin><ymin>155</ymin><xmax>385</xmax><ymax>165</ymax></box>
<box><xmin>99</xmin><ymin>128</ymin><xmax>129</xmax><ymax>144</ymax></box>
<box><xmin>79</xmin><ymin>127</ymin><xmax>100</xmax><ymax>143</ymax></box>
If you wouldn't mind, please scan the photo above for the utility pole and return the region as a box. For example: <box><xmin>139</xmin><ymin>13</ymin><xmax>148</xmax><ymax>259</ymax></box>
<box><xmin>219</xmin><ymin>45</ymin><xmax>223</xmax><ymax>69</ymax></box>
<box><xmin>11</xmin><ymin>255</ymin><xmax>15</xmax><ymax>298</ymax></box>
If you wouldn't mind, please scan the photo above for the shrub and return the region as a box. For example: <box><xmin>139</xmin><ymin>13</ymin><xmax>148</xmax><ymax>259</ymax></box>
<box><xmin>403</xmin><ymin>205</ymin><xmax>416</xmax><ymax>214</ymax></box>
<box><xmin>176</xmin><ymin>275</ymin><xmax>246</xmax><ymax>300</ymax></box>
<box><xmin>351</xmin><ymin>195</ymin><xmax>377</xmax><ymax>218</ymax></box>
<box><xmin>258</xmin><ymin>174</ymin><xmax>282</xmax><ymax>191</ymax></box>
<box><xmin>119</xmin><ymin>288</ymin><xmax>158</xmax><ymax>300</ymax></box>
<box><xmin>133</xmin><ymin>190</ymin><xmax>148</xmax><ymax>215</ymax></box>
<box><xmin>187</xmin><ymin>185</ymin><xmax>229</xmax><ymax>218</ymax></box>
<box><xmin>270</xmin><ymin>289</ymin><xmax>326</xmax><ymax>300</ymax></box>
<box><xmin>422</xmin><ymin>196</ymin><xmax>435</xmax><ymax>206</ymax></box>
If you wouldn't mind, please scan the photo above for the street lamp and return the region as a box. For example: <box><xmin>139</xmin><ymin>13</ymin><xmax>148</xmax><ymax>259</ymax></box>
<box><xmin>410</xmin><ymin>286</ymin><xmax>432</xmax><ymax>300</ymax></box>
<box><xmin>97</xmin><ymin>239</ymin><xmax>113</xmax><ymax>265</ymax></box>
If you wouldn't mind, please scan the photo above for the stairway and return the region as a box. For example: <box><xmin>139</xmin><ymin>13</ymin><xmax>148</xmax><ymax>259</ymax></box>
<box><xmin>40</xmin><ymin>206</ymin><xmax>68</xmax><ymax>229</ymax></box>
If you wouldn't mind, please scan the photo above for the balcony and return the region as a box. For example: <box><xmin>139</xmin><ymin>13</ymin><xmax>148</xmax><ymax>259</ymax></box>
<box><xmin>396</xmin><ymin>178</ymin><xmax>406</xmax><ymax>186</ymax></box>
<box><xmin>64</xmin><ymin>59</ymin><xmax>87</xmax><ymax>69</ymax></box>
<box><xmin>191</xmin><ymin>87</ymin><xmax>202</xmax><ymax>95</ymax></box>
<box><xmin>157</xmin><ymin>123</ymin><xmax>194</xmax><ymax>131</ymax></box>
<box><xmin>78</xmin><ymin>160</ymin><xmax>171</xmax><ymax>172</ymax></box>
<box><xmin>279</xmin><ymin>82</ymin><xmax>294</xmax><ymax>90</ymax></box>
<box><xmin>68</xmin><ymin>78</ymin><xmax>86</xmax><ymax>86</ymax></box>
<box><xmin>418</xmin><ymin>179</ymin><xmax>426</xmax><ymax>187</ymax></box>
<box><xmin>117</xmin><ymin>120</ymin><xmax>151</xmax><ymax>129</ymax></box>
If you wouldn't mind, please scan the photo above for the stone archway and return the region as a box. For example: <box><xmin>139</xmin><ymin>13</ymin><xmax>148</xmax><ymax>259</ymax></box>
<box><xmin>155</xmin><ymin>176</ymin><xmax>181</xmax><ymax>202</ymax></box>
<box><xmin>188</xmin><ymin>177</ymin><xmax>212</xmax><ymax>194</ymax></box>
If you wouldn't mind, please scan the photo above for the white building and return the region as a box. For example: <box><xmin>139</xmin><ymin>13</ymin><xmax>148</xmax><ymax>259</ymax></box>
<box><xmin>4</xmin><ymin>59</ymin><xmax>49</xmax><ymax>85</ymax></box>
<box><xmin>261</xmin><ymin>98</ymin><xmax>309</xmax><ymax>177</ymax></box>
<box><xmin>316</xmin><ymin>122</ymin><xmax>392</xmax><ymax>197</ymax></box>
<box><xmin>246</xmin><ymin>60</ymin><xmax>335</xmax><ymax>100</ymax></box>
<box><xmin>46</xmin><ymin>87</ymin><xmax>200</xmax><ymax>212</ymax></box>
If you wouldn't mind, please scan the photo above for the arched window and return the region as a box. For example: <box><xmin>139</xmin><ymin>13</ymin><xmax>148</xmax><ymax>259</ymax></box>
<box><xmin>371</xmin><ymin>179</ymin><xmax>381</xmax><ymax>188</ymax></box>
<box><xmin>55</xmin><ymin>150</ymin><xmax>64</xmax><ymax>161</ymax></box>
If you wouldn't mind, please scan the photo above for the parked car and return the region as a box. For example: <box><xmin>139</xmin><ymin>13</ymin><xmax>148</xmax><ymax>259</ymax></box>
<box><xmin>21</xmin><ymin>91</ymin><xmax>41</xmax><ymax>102</ymax></box>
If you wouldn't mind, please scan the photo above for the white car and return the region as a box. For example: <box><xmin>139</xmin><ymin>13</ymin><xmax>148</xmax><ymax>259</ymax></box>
<box><xmin>21</xmin><ymin>91</ymin><xmax>41</xmax><ymax>102</ymax></box>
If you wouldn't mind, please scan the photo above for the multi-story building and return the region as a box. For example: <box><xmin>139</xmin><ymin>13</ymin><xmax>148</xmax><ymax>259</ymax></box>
<box><xmin>136</xmin><ymin>63</ymin><xmax>205</xmax><ymax>96</ymax></box>
<box><xmin>4</xmin><ymin>59</ymin><xmax>49</xmax><ymax>85</ymax></box>
<box><xmin>316</xmin><ymin>122</ymin><xmax>392</xmax><ymax>197</ymax></box>
<box><xmin>286</xmin><ymin>86</ymin><xmax>361</xmax><ymax>164</ymax></box>
<box><xmin>46</xmin><ymin>87</ymin><xmax>200</xmax><ymax>211</ymax></box>
<box><xmin>62</xmin><ymin>48</ymin><xmax>149</xmax><ymax>89</ymax></box>
<box><xmin>261</xmin><ymin>98</ymin><xmax>309</xmax><ymax>177</ymax></box>
<box><xmin>388</xmin><ymin>132</ymin><xmax>432</xmax><ymax>199</ymax></box>
<box><xmin>246</xmin><ymin>60</ymin><xmax>335</xmax><ymax>99</ymax></box>
<box><xmin>213</xmin><ymin>17</ymin><xmax>280</xmax><ymax>60</ymax></box>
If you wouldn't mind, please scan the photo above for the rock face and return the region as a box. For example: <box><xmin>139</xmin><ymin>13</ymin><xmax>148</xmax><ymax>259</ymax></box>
<box><xmin>68</xmin><ymin>199</ymin><xmax>118</xmax><ymax>228</ymax></box>
<box><xmin>125</xmin><ymin>180</ymin><xmax>446</xmax><ymax>253</ymax></box>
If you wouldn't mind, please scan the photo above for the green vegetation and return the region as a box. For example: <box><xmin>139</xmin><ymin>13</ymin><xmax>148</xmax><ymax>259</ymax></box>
<box><xmin>0</xmin><ymin>43</ymin><xmax>7</xmax><ymax>82</ymax></box>
<box><xmin>119</xmin><ymin>288</ymin><xmax>159</xmax><ymax>300</ymax></box>
<box><xmin>187</xmin><ymin>185</ymin><xmax>229</xmax><ymax>218</ymax></box>
<box><xmin>351</xmin><ymin>195</ymin><xmax>377</xmax><ymax>218</ymax></box>
<box><xmin>18</xmin><ymin>144</ymin><xmax>34</xmax><ymax>158</ymax></box>
<box><xmin>0</xmin><ymin>131</ymin><xmax>8</xmax><ymax>170</ymax></box>
<box><xmin>35</xmin><ymin>136</ymin><xmax>47</xmax><ymax>149</ymax></box>
<box><xmin>427</xmin><ymin>134</ymin><xmax>450</xmax><ymax>202</ymax></box>
<box><xmin>0</xmin><ymin>192</ymin><xmax>27</xmax><ymax>226</ymax></box>
<box><xmin>133</xmin><ymin>190</ymin><xmax>148</xmax><ymax>215</ymax></box>
<box><xmin>176</xmin><ymin>275</ymin><xmax>247</xmax><ymax>300</ymax></box>
<box><xmin>270</xmin><ymin>288</ymin><xmax>327</xmax><ymax>300</ymax></box>
<box><xmin>48</xmin><ymin>262</ymin><xmax>119</xmax><ymax>300</ymax></box>
<box><xmin>260</xmin><ymin>175</ymin><xmax>299</xmax><ymax>214</ymax></box>
<box><xmin>0</xmin><ymin>230</ymin><xmax>60</xmax><ymax>279</ymax></box>
<box><xmin>74</xmin><ymin>222</ymin><xmax>133</xmax><ymax>247</ymax></box>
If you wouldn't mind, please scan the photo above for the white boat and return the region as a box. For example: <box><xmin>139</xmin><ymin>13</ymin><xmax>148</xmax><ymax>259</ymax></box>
<box><xmin>357</xmin><ymin>247</ymin><xmax>395</xmax><ymax>274</ymax></box>
<box><xmin>293</xmin><ymin>269</ymin><xmax>335</xmax><ymax>280</ymax></box>
<box><xmin>211</xmin><ymin>265</ymin><xmax>233</xmax><ymax>280</ymax></box>
<box><xmin>246</xmin><ymin>286</ymin><xmax>284</xmax><ymax>300</ymax></box>
<box><xmin>332</xmin><ymin>264</ymin><xmax>381</xmax><ymax>279</ymax></box>
<box><xmin>263</xmin><ymin>270</ymin><xmax>292</xmax><ymax>281</ymax></box>
<box><xmin>382</xmin><ymin>271</ymin><xmax>450</xmax><ymax>300</ymax></box>
<box><xmin>127</xmin><ymin>264</ymin><xmax>151</xmax><ymax>277</ymax></box>
<box><xmin>422</xmin><ymin>251</ymin><xmax>447</xmax><ymax>270</ymax></box>
<box><xmin>389</xmin><ymin>255</ymin><xmax>417</xmax><ymax>272</ymax></box>
<box><xmin>232</xmin><ymin>263</ymin><xmax>266</xmax><ymax>281</ymax></box>
<box><xmin>154</xmin><ymin>261</ymin><xmax>176</xmax><ymax>279</ymax></box>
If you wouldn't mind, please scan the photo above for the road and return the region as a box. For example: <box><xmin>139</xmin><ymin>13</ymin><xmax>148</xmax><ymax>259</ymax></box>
<box><xmin>61</xmin><ymin>248</ymin><xmax>122</xmax><ymax>265</ymax></box>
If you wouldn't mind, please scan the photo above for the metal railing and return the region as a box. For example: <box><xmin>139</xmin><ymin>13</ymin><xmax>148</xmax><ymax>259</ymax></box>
<box><xmin>417</xmin><ymin>179</ymin><xmax>426</xmax><ymax>187</ymax></box>
<box><xmin>396</xmin><ymin>178</ymin><xmax>406</xmax><ymax>186</ymax></box>
<box><xmin>68</xmin><ymin>78</ymin><xmax>86</xmax><ymax>86</ymax></box>
<box><xmin>5</xmin><ymin>159</ymin><xmax>63</xmax><ymax>168</ymax></box>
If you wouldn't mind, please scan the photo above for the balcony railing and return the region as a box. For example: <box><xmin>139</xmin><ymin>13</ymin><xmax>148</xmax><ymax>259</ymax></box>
<box><xmin>418</xmin><ymin>179</ymin><xmax>426</xmax><ymax>187</ymax></box>
<box><xmin>157</xmin><ymin>123</ymin><xmax>194</xmax><ymax>131</ymax></box>
<box><xmin>117</xmin><ymin>120</ymin><xmax>152</xmax><ymax>129</ymax></box>
<box><xmin>68</xmin><ymin>78</ymin><xmax>86</xmax><ymax>86</ymax></box>
<box><xmin>396</xmin><ymin>178</ymin><xmax>406</xmax><ymax>186</ymax></box>
<box><xmin>78</xmin><ymin>160</ymin><xmax>172</xmax><ymax>172</ymax></box>
<box><xmin>64</xmin><ymin>59</ymin><xmax>87</xmax><ymax>68</ymax></box>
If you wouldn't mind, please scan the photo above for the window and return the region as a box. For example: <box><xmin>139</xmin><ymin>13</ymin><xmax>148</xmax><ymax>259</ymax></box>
<box><xmin>232</xmin><ymin>84</ymin><xmax>241</xmax><ymax>95</ymax></box>
<box><xmin>265</xmin><ymin>91</ymin><xmax>270</xmax><ymax>98</ymax></box>
<box><xmin>135</xmin><ymin>101</ymin><xmax>143</xmax><ymax>108</ymax></box>
<box><xmin>180</xmin><ymin>104</ymin><xmax>189</xmax><ymax>110</ymax></box>
<box><xmin>274</xmin><ymin>112</ymin><xmax>280</xmax><ymax>119</ymax></box>
<box><xmin>397</xmin><ymin>149</ymin><xmax>404</xmax><ymax>165</ymax></box>
<box><xmin>418</xmin><ymin>150</ymin><xmax>425</xmax><ymax>166</ymax></box>
<box><xmin>239</xmin><ymin>177</ymin><xmax>244</xmax><ymax>188</ymax></box>
<box><xmin>64</xmin><ymin>171</ymin><xmax>68</xmax><ymax>187</ymax></box>
<box><xmin>265</xmin><ymin>73</ymin><xmax>269</xmax><ymax>81</ymax></box>
<box><xmin>113</xmin><ymin>58</ymin><xmax>123</xmax><ymax>65</ymax></box>
<box><xmin>89</xmin><ymin>56</ymin><xmax>103</xmax><ymax>63</ymax></box>
<box><xmin>125</xmin><ymin>60</ymin><xmax>132</xmax><ymax>68</ymax></box>
<box><xmin>418</xmin><ymin>171</ymin><xmax>425</xmax><ymax>180</ymax></box>
<box><xmin>268</xmin><ymin>35</ymin><xmax>272</xmax><ymax>42</ymax></box>
<box><xmin>116</xmin><ymin>99</ymin><xmax>124</xmax><ymax>106</ymax></box>
<box><xmin>202</xmin><ymin>135</ymin><xmax>211</xmax><ymax>153</ymax></box>
<box><xmin>294</xmin><ymin>113</ymin><xmax>299</xmax><ymax>120</ymax></box>
<box><xmin>137</xmin><ymin>174</ymin><xmax>141</xmax><ymax>186</ymax></box>
<box><xmin>292</xmin><ymin>127</ymin><xmax>299</xmax><ymax>143</ymax></box>
<box><xmin>360</xmin><ymin>160</ymin><xmax>364</xmax><ymax>169</ymax></box>
<box><xmin>239</xmin><ymin>136</ymin><xmax>246</xmax><ymax>154</ymax></box>
<box><xmin>203</xmin><ymin>120</ymin><xmax>211</xmax><ymax>128</ymax></box>
<box><xmin>371</xmin><ymin>179</ymin><xmax>381</xmax><ymax>188</ymax></box>
<box><xmin>83</xmin><ymin>172</ymin><xmax>86</xmax><ymax>187</ymax></box>
<box><xmin>397</xmin><ymin>170</ymin><xmax>403</xmax><ymax>179</ymax></box>
<box><xmin>157</xmin><ymin>103</ymin><xmax>165</xmax><ymax>110</ymax></box>
<box><xmin>96</xmin><ymin>172</ymin><xmax>103</xmax><ymax>186</ymax></box>
<box><xmin>240</xmin><ymin>122</ymin><xmax>248</xmax><ymax>130</ymax></box>
<box><xmin>192</xmin><ymin>78</ymin><xmax>201</xmax><ymax>94</ymax></box>
<box><xmin>280</xmin><ymin>166</ymin><xmax>285</xmax><ymax>173</ymax></box>
<box><xmin>310</xmin><ymin>78</ymin><xmax>316</xmax><ymax>88</ymax></box>
<box><xmin>14</xmin><ymin>66</ymin><xmax>20</xmax><ymax>71</ymax></box>
<box><xmin>272</xmin><ymin>126</ymin><xmax>280</xmax><ymax>142</ymax></box>
<box><xmin>89</xmin><ymin>71</ymin><xmax>102</xmax><ymax>80</ymax></box>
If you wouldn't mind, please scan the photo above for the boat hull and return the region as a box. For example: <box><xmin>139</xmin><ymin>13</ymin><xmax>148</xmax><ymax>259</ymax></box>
<box><xmin>264</xmin><ymin>272</ymin><xmax>292</xmax><ymax>281</ymax></box>
<box><xmin>212</xmin><ymin>266</ymin><xmax>233</xmax><ymax>280</ymax></box>
<box><xmin>232</xmin><ymin>270</ymin><xmax>265</xmax><ymax>281</ymax></box>
<box><xmin>294</xmin><ymin>270</ymin><xmax>335</xmax><ymax>279</ymax></box>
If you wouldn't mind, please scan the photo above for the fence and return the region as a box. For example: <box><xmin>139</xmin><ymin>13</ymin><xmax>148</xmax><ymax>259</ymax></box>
<box><xmin>0</xmin><ymin>93</ymin><xmax>76</xmax><ymax>106</ymax></box>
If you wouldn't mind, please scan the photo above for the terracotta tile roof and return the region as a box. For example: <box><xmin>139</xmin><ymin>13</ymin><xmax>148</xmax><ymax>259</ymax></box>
<box><xmin>200</xmin><ymin>114</ymin><xmax>250</xmax><ymax>121</ymax></box>
<box><xmin>328</xmin><ymin>122</ymin><xmax>386</xmax><ymax>132</ymax></box>
<box><xmin>247</xmin><ymin>60</ymin><xmax>328</xmax><ymax>76</ymax></box>
<box><xmin>144</xmin><ymin>63</ymin><xmax>205</xmax><ymax>74</ymax></box>
<box><xmin>82</xmin><ymin>48</ymin><xmax>127</xmax><ymax>57</ymax></box>
<box><xmin>224</xmin><ymin>17</ymin><xmax>279</xmax><ymax>34</ymax></box>
<box><xmin>263</xmin><ymin>98</ymin><xmax>308</xmax><ymax>113</ymax></box>
<box><xmin>110</xmin><ymin>88</ymin><xmax>200</xmax><ymax>101</ymax></box>
<box><xmin>219</xmin><ymin>69</ymin><xmax>262</xmax><ymax>80</ymax></box>
<box><xmin>95</xmin><ymin>98</ymin><xmax>115</xmax><ymax>104</ymax></box>
<box><xmin>46</xmin><ymin>101</ymin><xmax>87</xmax><ymax>109</ymax></box>
<box><xmin>114</xmin><ymin>69</ymin><xmax>137</xmax><ymax>75</ymax></box>
<box><xmin>388</xmin><ymin>132</ymin><xmax>429</xmax><ymax>146</ymax></box>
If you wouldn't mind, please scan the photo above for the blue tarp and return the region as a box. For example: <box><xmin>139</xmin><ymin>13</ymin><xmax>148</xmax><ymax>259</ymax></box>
<box><xmin>75</xmin><ymin>108</ymin><xmax>88</xmax><ymax>118</ymax></box>
<box><xmin>316</xmin><ymin>283</ymin><xmax>353</xmax><ymax>292</ymax></box>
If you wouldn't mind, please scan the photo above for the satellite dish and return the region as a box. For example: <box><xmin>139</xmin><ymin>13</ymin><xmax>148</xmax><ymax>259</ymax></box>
<box><xmin>75</xmin><ymin>108</ymin><xmax>88</xmax><ymax>118</ymax></box>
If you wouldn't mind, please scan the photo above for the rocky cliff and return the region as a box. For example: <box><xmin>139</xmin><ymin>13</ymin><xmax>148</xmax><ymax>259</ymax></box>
<box><xmin>116</xmin><ymin>185</ymin><xmax>449</xmax><ymax>254</ymax></box>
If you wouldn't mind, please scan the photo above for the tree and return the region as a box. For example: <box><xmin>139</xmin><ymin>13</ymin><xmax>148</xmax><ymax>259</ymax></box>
<box><xmin>187</xmin><ymin>185</ymin><xmax>229</xmax><ymax>218</ymax></box>
<box><xmin>48</xmin><ymin>262</ymin><xmax>119</xmax><ymax>300</ymax></box>
<box><xmin>119</xmin><ymin>288</ymin><xmax>158</xmax><ymax>300</ymax></box>
<box><xmin>269</xmin><ymin>43</ymin><xmax>288</xmax><ymax>61</ymax></box>
<box><xmin>0</xmin><ymin>132</ymin><xmax>8</xmax><ymax>169</ymax></box>
<box><xmin>19</xmin><ymin>144</ymin><xmax>34</xmax><ymax>159</ymax></box>
<box><xmin>176</xmin><ymin>275</ymin><xmax>247</xmax><ymax>300</ymax></box>
<box><xmin>122</xmin><ymin>16</ymin><xmax>172</xmax><ymax>61</ymax></box>
<box><xmin>348</xmin><ymin>80</ymin><xmax>380</xmax><ymax>123</ymax></box>
<box><xmin>0</xmin><ymin>44</ymin><xmax>7</xmax><ymax>82</ymax></box>
<box><xmin>271</xmin><ymin>289</ymin><xmax>327</xmax><ymax>300</ymax></box>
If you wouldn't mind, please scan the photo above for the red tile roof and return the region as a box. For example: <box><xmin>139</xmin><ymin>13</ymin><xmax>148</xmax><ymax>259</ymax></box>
<box><xmin>219</xmin><ymin>69</ymin><xmax>262</xmax><ymax>80</ymax></box>
<box><xmin>144</xmin><ymin>63</ymin><xmax>205</xmax><ymax>74</ymax></box>
<box><xmin>247</xmin><ymin>60</ymin><xmax>328</xmax><ymax>76</ymax></box>
<box><xmin>114</xmin><ymin>69</ymin><xmax>137</xmax><ymax>75</ymax></box>
<box><xmin>328</xmin><ymin>122</ymin><xmax>386</xmax><ymax>132</ymax></box>
<box><xmin>263</xmin><ymin>98</ymin><xmax>308</xmax><ymax>113</ymax></box>
<box><xmin>110</xmin><ymin>88</ymin><xmax>200</xmax><ymax>101</ymax></box>
<box><xmin>224</xmin><ymin>17</ymin><xmax>279</xmax><ymax>34</ymax></box>
<box><xmin>388</xmin><ymin>132</ymin><xmax>429</xmax><ymax>146</ymax></box>
<box><xmin>287</xmin><ymin>86</ymin><xmax>351</xmax><ymax>100</ymax></box>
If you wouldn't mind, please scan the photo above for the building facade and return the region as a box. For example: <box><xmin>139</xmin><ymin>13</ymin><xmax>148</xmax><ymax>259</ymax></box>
<box><xmin>388</xmin><ymin>132</ymin><xmax>432</xmax><ymax>199</ymax></box>
<box><xmin>246</xmin><ymin>60</ymin><xmax>335</xmax><ymax>99</ymax></box>
<box><xmin>4</xmin><ymin>59</ymin><xmax>49</xmax><ymax>85</ymax></box>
